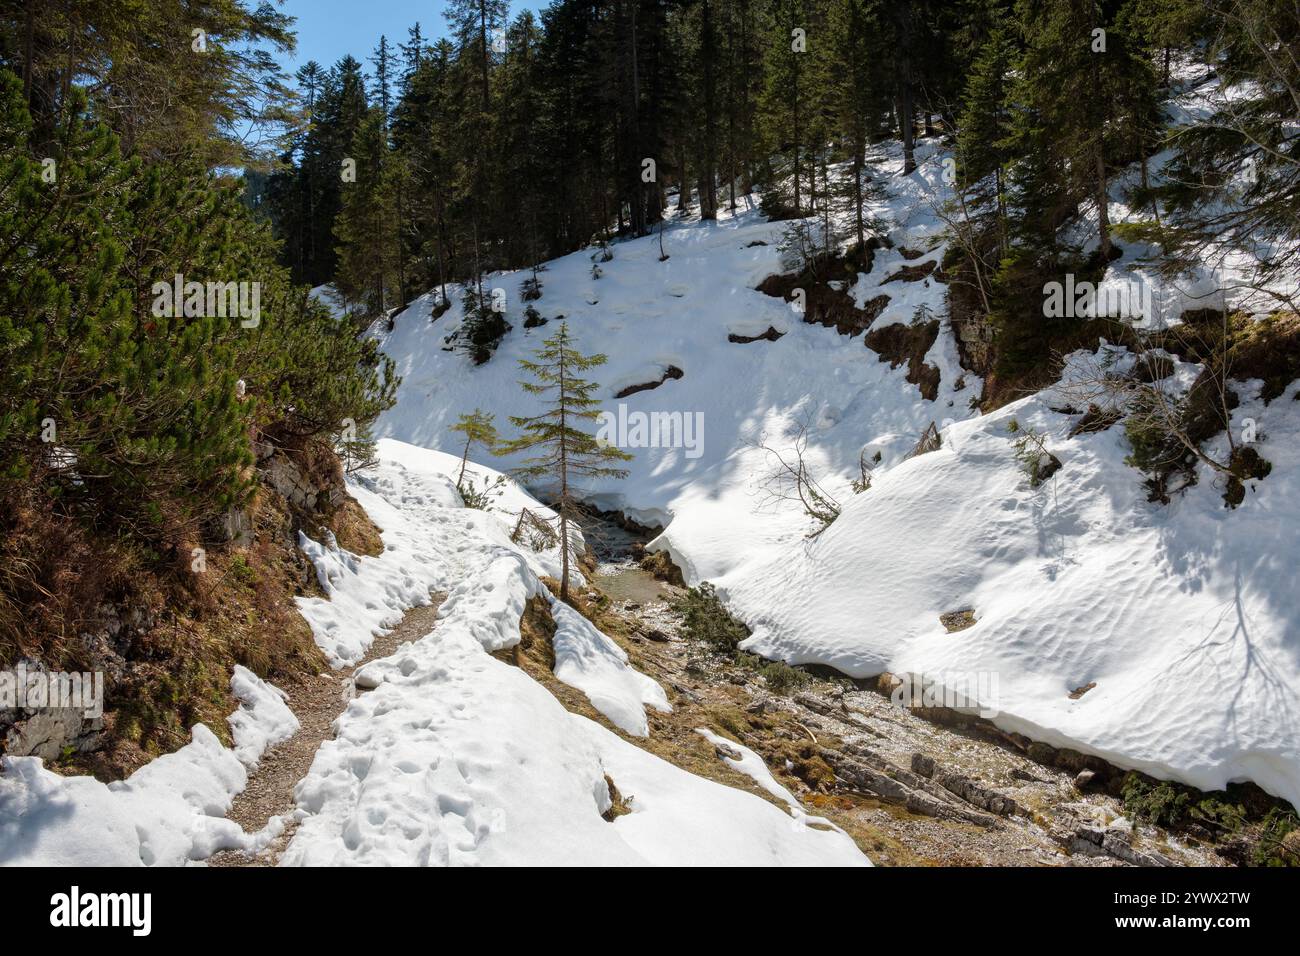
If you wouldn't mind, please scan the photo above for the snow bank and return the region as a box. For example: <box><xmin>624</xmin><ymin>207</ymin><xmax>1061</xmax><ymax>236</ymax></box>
<box><xmin>726</xmin><ymin>354</ymin><xmax>1300</xmax><ymax>806</ymax></box>
<box><xmin>0</xmin><ymin>667</ymin><xmax>295</xmax><ymax>866</ymax></box>
<box><xmin>228</xmin><ymin>664</ymin><xmax>299</xmax><ymax>769</ymax></box>
<box><xmin>550</xmin><ymin>598</ymin><xmax>671</xmax><ymax>736</ymax></box>
<box><xmin>694</xmin><ymin>727</ymin><xmax>854</xmax><ymax>841</ymax></box>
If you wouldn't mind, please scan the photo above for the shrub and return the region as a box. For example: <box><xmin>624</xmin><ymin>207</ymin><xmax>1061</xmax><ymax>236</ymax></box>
<box><xmin>1121</xmin><ymin>773</ymin><xmax>1190</xmax><ymax>827</ymax></box>
<box><xmin>1122</xmin><ymin>392</ymin><xmax>1188</xmax><ymax>476</ymax></box>
<box><xmin>1006</xmin><ymin>419</ymin><xmax>1062</xmax><ymax>487</ymax></box>
<box><xmin>1254</xmin><ymin>808</ymin><xmax>1300</xmax><ymax>867</ymax></box>
<box><xmin>458</xmin><ymin>474</ymin><xmax>507</xmax><ymax>511</ymax></box>
<box><xmin>676</xmin><ymin>582</ymin><xmax>749</xmax><ymax>652</ymax></box>
<box><xmin>760</xmin><ymin>660</ymin><xmax>812</xmax><ymax>695</ymax></box>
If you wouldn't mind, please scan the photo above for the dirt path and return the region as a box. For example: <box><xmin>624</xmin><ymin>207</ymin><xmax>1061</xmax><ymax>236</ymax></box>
<box><xmin>208</xmin><ymin>594</ymin><xmax>445</xmax><ymax>867</ymax></box>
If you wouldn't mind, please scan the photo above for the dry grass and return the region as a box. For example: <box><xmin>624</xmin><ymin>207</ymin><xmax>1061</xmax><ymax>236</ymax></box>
<box><xmin>3</xmin><ymin>465</ymin><xmax>338</xmax><ymax>781</ymax></box>
<box><xmin>328</xmin><ymin>497</ymin><xmax>384</xmax><ymax>557</ymax></box>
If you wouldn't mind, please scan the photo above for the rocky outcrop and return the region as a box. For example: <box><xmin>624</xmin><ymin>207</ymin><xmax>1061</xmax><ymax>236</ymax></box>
<box><xmin>755</xmin><ymin>250</ymin><xmax>888</xmax><ymax>337</ymax></box>
<box><xmin>881</xmin><ymin>260</ymin><xmax>940</xmax><ymax>284</ymax></box>
<box><xmin>1070</xmin><ymin>824</ymin><xmax>1173</xmax><ymax>866</ymax></box>
<box><xmin>946</xmin><ymin>283</ymin><xmax>996</xmax><ymax>378</ymax></box>
<box><xmin>728</xmin><ymin>327</ymin><xmax>785</xmax><ymax>343</ymax></box>
<box><xmin>258</xmin><ymin>445</ymin><xmax>344</xmax><ymax>514</ymax></box>
<box><xmin>825</xmin><ymin>740</ymin><xmax>1005</xmax><ymax>828</ymax></box>
<box><xmin>1</xmin><ymin>658</ymin><xmax>108</xmax><ymax>763</ymax></box>
<box><xmin>615</xmin><ymin>366</ymin><xmax>684</xmax><ymax>398</ymax></box>
<box><xmin>911</xmin><ymin>752</ymin><xmax>1020</xmax><ymax>817</ymax></box>
<box><xmin>864</xmin><ymin>320</ymin><xmax>942</xmax><ymax>401</ymax></box>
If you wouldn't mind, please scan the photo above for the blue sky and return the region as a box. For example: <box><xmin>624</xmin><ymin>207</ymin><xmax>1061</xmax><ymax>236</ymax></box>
<box><xmin>278</xmin><ymin>0</ymin><xmax>547</xmax><ymax>73</ymax></box>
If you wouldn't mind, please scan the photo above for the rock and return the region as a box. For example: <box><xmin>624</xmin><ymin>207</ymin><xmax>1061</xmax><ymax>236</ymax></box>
<box><xmin>746</xmin><ymin>699</ymin><xmax>771</xmax><ymax>715</ymax></box>
<box><xmin>1281</xmin><ymin>829</ymin><xmax>1300</xmax><ymax>863</ymax></box>
<box><xmin>3</xmin><ymin>709</ymin><xmax>104</xmax><ymax>762</ymax></box>
<box><xmin>1</xmin><ymin>660</ymin><xmax>107</xmax><ymax>764</ymax></box>
<box><xmin>1026</xmin><ymin>741</ymin><xmax>1058</xmax><ymax>764</ymax></box>
<box><xmin>670</xmin><ymin>683</ymin><xmax>701</xmax><ymax>704</ymax></box>
<box><xmin>643</xmin><ymin>629</ymin><xmax>670</xmax><ymax>643</ymax></box>
<box><xmin>713</xmin><ymin>741</ymin><xmax>744</xmax><ymax>761</ymax></box>
<box><xmin>1071</xmin><ymin>824</ymin><xmax>1172</xmax><ymax>866</ymax></box>
<box><xmin>830</xmin><ymin>744</ymin><xmax>1000</xmax><ymax>828</ymax></box>
<box><xmin>794</xmin><ymin>693</ymin><xmax>837</xmax><ymax>717</ymax></box>
<box><xmin>261</xmin><ymin>453</ymin><xmax>324</xmax><ymax>512</ymax></box>
<box><xmin>1074</xmin><ymin>769</ymin><xmax>1097</xmax><ymax>789</ymax></box>
<box><xmin>1068</xmin><ymin>681</ymin><xmax>1097</xmax><ymax>699</ymax></box>
<box><xmin>877</xmin><ymin>672</ymin><xmax>903</xmax><ymax>697</ymax></box>
<box><xmin>911</xmin><ymin>752</ymin><xmax>1021</xmax><ymax>817</ymax></box>
<box><xmin>219</xmin><ymin>507</ymin><xmax>254</xmax><ymax>548</ymax></box>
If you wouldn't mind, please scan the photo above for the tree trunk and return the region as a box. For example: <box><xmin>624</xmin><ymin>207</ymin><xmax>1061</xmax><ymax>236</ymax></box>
<box><xmin>558</xmin><ymin>344</ymin><xmax>570</xmax><ymax>601</ymax></box>
<box><xmin>1096</xmin><ymin>147</ymin><xmax>1111</xmax><ymax>259</ymax></box>
<box><xmin>791</xmin><ymin>55</ymin><xmax>802</xmax><ymax>214</ymax></box>
<box><xmin>478</xmin><ymin>1</ymin><xmax>490</xmax><ymax>113</ymax></box>
<box><xmin>899</xmin><ymin>89</ymin><xmax>916</xmax><ymax>174</ymax></box>
<box><xmin>699</xmin><ymin>0</ymin><xmax>718</xmax><ymax>220</ymax></box>
<box><xmin>677</xmin><ymin>147</ymin><xmax>689</xmax><ymax>213</ymax></box>
<box><xmin>852</xmin><ymin>145</ymin><xmax>865</xmax><ymax>250</ymax></box>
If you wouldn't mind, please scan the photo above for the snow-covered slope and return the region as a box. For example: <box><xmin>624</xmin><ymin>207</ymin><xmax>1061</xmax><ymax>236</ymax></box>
<box><xmin>372</xmin><ymin>140</ymin><xmax>973</xmax><ymax>577</ymax></box>
<box><xmin>728</xmin><ymin>355</ymin><xmax>1300</xmax><ymax>804</ymax></box>
<box><xmin>371</xmin><ymin>128</ymin><xmax>1300</xmax><ymax>810</ymax></box>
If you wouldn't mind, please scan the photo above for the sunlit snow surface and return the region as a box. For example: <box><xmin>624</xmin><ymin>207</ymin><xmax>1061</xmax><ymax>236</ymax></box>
<box><xmin>371</xmin><ymin>117</ymin><xmax>1300</xmax><ymax>808</ymax></box>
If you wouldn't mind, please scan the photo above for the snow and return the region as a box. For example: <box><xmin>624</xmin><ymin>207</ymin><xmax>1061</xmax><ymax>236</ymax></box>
<box><xmin>227</xmin><ymin>665</ymin><xmax>299</xmax><ymax>769</ymax></box>
<box><xmin>550</xmin><ymin>598</ymin><xmax>671</xmax><ymax>737</ymax></box>
<box><xmin>694</xmin><ymin>727</ymin><xmax>857</xmax><ymax>843</ymax></box>
<box><xmin>369</xmin><ymin>125</ymin><xmax>1300</xmax><ymax>810</ymax></box>
<box><xmin>0</xmin><ymin>667</ymin><xmax>295</xmax><ymax>866</ymax></box>
<box><xmin>281</xmin><ymin>441</ymin><xmax>869</xmax><ymax>866</ymax></box>
<box><xmin>727</xmin><ymin>357</ymin><xmax>1300</xmax><ymax>805</ymax></box>
<box><xmin>1</xmin><ymin>442</ymin><xmax>868</xmax><ymax>866</ymax></box>
<box><xmin>369</xmin><ymin>145</ymin><xmax>976</xmax><ymax>566</ymax></box>
<box><xmin>574</xmin><ymin>718</ymin><xmax>867</xmax><ymax>867</ymax></box>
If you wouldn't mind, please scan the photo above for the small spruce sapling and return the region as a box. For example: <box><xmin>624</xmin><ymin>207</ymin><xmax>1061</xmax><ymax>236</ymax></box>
<box><xmin>449</xmin><ymin>409</ymin><xmax>505</xmax><ymax>508</ymax></box>
<box><xmin>498</xmin><ymin>322</ymin><xmax>631</xmax><ymax>601</ymax></box>
<box><xmin>1007</xmin><ymin>418</ymin><xmax>1061</xmax><ymax>487</ymax></box>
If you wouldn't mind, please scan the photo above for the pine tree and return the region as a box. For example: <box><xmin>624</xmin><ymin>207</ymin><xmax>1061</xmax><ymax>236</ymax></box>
<box><xmin>369</xmin><ymin>36</ymin><xmax>396</xmax><ymax>122</ymax></box>
<box><xmin>759</xmin><ymin>0</ymin><xmax>814</xmax><ymax>216</ymax></box>
<box><xmin>499</xmin><ymin>322</ymin><xmax>631</xmax><ymax>601</ymax></box>
<box><xmin>955</xmin><ymin>18</ymin><xmax>1016</xmax><ymax>256</ymax></box>
<box><xmin>1008</xmin><ymin>0</ymin><xmax>1159</xmax><ymax>263</ymax></box>
<box><xmin>829</xmin><ymin>0</ymin><xmax>890</xmax><ymax>252</ymax></box>
<box><xmin>333</xmin><ymin>106</ymin><xmax>402</xmax><ymax>316</ymax></box>
<box><xmin>0</xmin><ymin>68</ymin><xmax>396</xmax><ymax>541</ymax></box>
<box><xmin>449</xmin><ymin>409</ymin><xmax>500</xmax><ymax>489</ymax></box>
<box><xmin>444</xmin><ymin>0</ymin><xmax>510</xmax><ymax>114</ymax></box>
<box><xmin>1141</xmin><ymin>0</ymin><xmax>1300</xmax><ymax>298</ymax></box>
